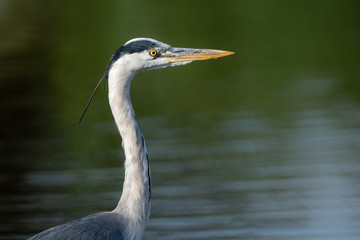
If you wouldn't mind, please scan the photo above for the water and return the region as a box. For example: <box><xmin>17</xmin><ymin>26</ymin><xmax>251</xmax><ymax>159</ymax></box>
<box><xmin>4</xmin><ymin>105</ymin><xmax>360</xmax><ymax>239</ymax></box>
<box><xmin>1</xmin><ymin>0</ymin><xmax>360</xmax><ymax>239</ymax></box>
<box><xmin>144</xmin><ymin>107</ymin><xmax>360</xmax><ymax>239</ymax></box>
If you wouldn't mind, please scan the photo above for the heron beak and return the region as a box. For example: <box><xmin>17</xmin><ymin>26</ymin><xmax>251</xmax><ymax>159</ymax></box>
<box><xmin>162</xmin><ymin>47</ymin><xmax>234</xmax><ymax>63</ymax></box>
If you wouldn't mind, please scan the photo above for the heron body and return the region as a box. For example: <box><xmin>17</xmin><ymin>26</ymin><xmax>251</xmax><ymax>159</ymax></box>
<box><xmin>28</xmin><ymin>38</ymin><xmax>233</xmax><ymax>240</ymax></box>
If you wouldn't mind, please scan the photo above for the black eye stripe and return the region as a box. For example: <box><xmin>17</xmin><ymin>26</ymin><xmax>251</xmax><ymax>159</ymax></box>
<box><xmin>108</xmin><ymin>40</ymin><xmax>166</xmax><ymax>69</ymax></box>
<box><xmin>123</xmin><ymin>40</ymin><xmax>158</xmax><ymax>54</ymax></box>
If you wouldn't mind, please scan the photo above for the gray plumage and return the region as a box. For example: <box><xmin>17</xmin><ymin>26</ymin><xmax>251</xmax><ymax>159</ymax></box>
<box><xmin>28</xmin><ymin>212</ymin><xmax>125</xmax><ymax>240</ymax></box>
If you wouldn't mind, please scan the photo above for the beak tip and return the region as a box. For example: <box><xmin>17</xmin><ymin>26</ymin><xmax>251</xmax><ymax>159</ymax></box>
<box><xmin>224</xmin><ymin>51</ymin><xmax>235</xmax><ymax>56</ymax></box>
<box><xmin>212</xmin><ymin>50</ymin><xmax>235</xmax><ymax>59</ymax></box>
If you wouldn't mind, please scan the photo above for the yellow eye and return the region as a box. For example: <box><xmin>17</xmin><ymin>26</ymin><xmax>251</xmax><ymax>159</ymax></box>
<box><xmin>149</xmin><ymin>49</ymin><xmax>157</xmax><ymax>57</ymax></box>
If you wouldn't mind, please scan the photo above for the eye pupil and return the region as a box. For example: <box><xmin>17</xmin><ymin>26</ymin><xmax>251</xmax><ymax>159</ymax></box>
<box><xmin>150</xmin><ymin>50</ymin><xmax>157</xmax><ymax>56</ymax></box>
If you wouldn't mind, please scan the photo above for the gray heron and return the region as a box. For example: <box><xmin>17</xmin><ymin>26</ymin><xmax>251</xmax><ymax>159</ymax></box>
<box><xmin>28</xmin><ymin>38</ymin><xmax>234</xmax><ymax>240</ymax></box>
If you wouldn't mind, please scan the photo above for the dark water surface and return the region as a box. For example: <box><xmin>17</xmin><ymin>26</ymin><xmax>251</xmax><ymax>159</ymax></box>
<box><xmin>1</xmin><ymin>1</ymin><xmax>360</xmax><ymax>239</ymax></box>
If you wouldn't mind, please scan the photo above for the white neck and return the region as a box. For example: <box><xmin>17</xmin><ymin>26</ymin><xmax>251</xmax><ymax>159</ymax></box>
<box><xmin>108</xmin><ymin>60</ymin><xmax>151</xmax><ymax>240</ymax></box>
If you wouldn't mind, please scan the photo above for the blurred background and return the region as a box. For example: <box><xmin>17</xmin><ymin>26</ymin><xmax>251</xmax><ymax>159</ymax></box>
<box><xmin>1</xmin><ymin>0</ymin><xmax>360</xmax><ymax>239</ymax></box>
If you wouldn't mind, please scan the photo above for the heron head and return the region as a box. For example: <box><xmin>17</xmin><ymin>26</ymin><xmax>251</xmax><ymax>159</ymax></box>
<box><xmin>109</xmin><ymin>38</ymin><xmax>234</xmax><ymax>72</ymax></box>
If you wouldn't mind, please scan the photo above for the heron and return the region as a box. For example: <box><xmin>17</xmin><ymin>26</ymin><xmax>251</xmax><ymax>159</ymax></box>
<box><xmin>28</xmin><ymin>38</ymin><xmax>234</xmax><ymax>240</ymax></box>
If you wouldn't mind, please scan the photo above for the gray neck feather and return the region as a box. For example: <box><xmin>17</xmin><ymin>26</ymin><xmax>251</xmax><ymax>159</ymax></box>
<box><xmin>107</xmin><ymin>60</ymin><xmax>151</xmax><ymax>240</ymax></box>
